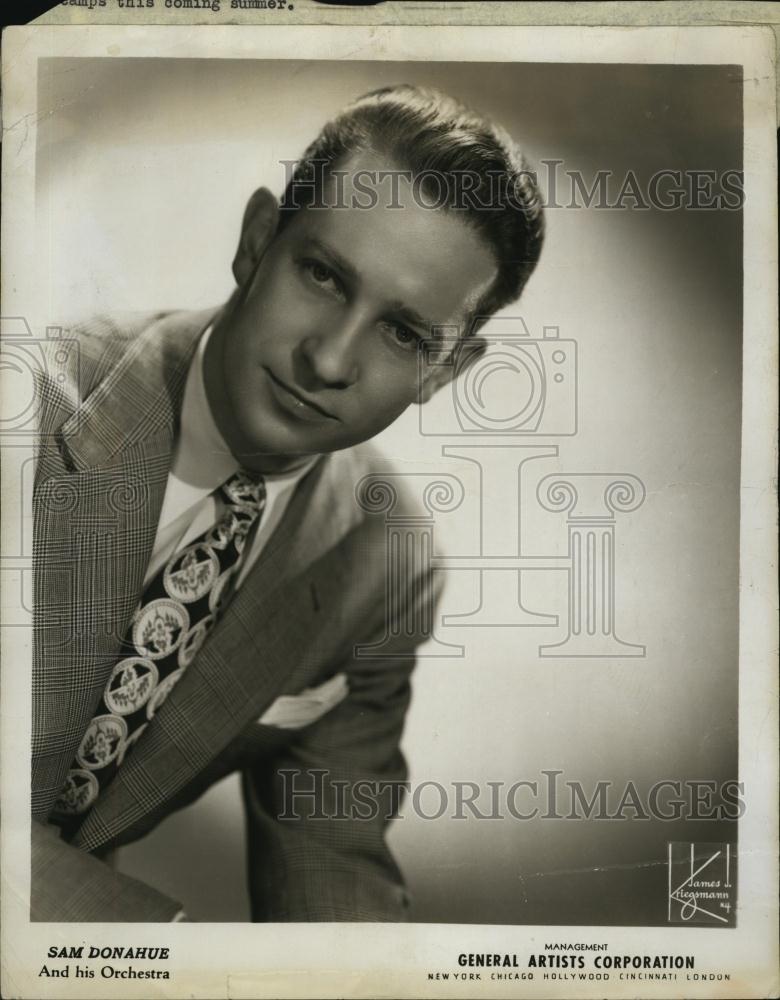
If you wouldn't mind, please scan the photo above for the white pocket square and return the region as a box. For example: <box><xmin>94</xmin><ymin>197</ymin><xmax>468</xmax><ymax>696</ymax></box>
<box><xmin>257</xmin><ymin>672</ymin><xmax>349</xmax><ymax>730</ymax></box>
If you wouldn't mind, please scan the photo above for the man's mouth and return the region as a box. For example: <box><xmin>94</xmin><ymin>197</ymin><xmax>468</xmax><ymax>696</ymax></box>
<box><xmin>263</xmin><ymin>367</ymin><xmax>339</xmax><ymax>422</ymax></box>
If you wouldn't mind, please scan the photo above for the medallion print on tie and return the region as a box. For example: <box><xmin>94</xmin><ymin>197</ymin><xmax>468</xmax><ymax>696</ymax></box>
<box><xmin>52</xmin><ymin>470</ymin><xmax>266</xmax><ymax>826</ymax></box>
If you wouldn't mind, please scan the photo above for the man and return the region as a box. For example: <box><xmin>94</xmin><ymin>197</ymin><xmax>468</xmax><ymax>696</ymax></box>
<box><xmin>30</xmin><ymin>84</ymin><xmax>544</xmax><ymax>921</ymax></box>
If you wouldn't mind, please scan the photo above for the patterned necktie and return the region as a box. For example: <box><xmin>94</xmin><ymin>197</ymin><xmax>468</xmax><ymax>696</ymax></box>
<box><xmin>52</xmin><ymin>469</ymin><xmax>266</xmax><ymax>826</ymax></box>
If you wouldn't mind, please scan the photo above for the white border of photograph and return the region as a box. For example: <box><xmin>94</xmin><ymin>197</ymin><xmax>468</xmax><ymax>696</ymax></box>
<box><xmin>1</xmin><ymin>23</ymin><xmax>777</xmax><ymax>1000</ymax></box>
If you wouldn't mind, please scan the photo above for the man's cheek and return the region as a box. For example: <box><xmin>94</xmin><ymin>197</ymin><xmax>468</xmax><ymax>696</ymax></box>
<box><xmin>263</xmin><ymin>297</ymin><xmax>313</xmax><ymax>347</ymax></box>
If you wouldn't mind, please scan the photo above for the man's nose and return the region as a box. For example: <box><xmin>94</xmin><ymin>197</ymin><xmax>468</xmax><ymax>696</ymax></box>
<box><xmin>297</xmin><ymin>319</ymin><xmax>361</xmax><ymax>389</ymax></box>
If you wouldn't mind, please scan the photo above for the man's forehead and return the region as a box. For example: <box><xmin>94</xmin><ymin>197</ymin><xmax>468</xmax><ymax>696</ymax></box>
<box><xmin>289</xmin><ymin>164</ymin><xmax>498</xmax><ymax>329</ymax></box>
<box><xmin>331</xmin><ymin>147</ymin><xmax>409</xmax><ymax>196</ymax></box>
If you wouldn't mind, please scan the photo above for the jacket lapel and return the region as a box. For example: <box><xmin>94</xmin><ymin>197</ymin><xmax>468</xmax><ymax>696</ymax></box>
<box><xmin>33</xmin><ymin>309</ymin><xmax>217</xmax><ymax>819</ymax></box>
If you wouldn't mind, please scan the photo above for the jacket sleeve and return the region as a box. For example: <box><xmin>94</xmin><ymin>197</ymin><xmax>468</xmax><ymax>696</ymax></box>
<box><xmin>241</xmin><ymin>567</ymin><xmax>441</xmax><ymax>922</ymax></box>
<box><xmin>31</xmin><ymin>819</ymin><xmax>184</xmax><ymax>922</ymax></box>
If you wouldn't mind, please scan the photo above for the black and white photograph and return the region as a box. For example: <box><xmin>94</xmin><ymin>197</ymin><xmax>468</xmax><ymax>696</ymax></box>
<box><xmin>1</xmin><ymin>12</ymin><xmax>777</xmax><ymax>1000</ymax></box>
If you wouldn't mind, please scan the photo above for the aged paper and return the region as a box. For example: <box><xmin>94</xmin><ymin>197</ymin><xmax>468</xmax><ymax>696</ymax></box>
<box><xmin>1</xmin><ymin>13</ymin><xmax>777</xmax><ymax>1000</ymax></box>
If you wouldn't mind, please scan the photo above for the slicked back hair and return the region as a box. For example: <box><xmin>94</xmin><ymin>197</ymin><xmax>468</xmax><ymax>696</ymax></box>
<box><xmin>277</xmin><ymin>84</ymin><xmax>545</xmax><ymax>329</ymax></box>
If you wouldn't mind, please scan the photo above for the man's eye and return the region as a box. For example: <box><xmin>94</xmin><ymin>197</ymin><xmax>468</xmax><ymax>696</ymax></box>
<box><xmin>309</xmin><ymin>263</ymin><xmax>332</xmax><ymax>284</ymax></box>
<box><xmin>302</xmin><ymin>260</ymin><xmax>341</xmax><ymax>294</ymax></box>
<box><xmin>385</xmin><ymin>322</ymin><xmax>422</xmax><ymax>352</ymax></box>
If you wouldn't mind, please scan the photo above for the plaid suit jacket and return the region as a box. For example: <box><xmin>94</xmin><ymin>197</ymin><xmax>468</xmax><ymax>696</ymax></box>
<box><xmin>31</xmin><ymin>308</ymin><xmax>438</xmax><ymax>922</ymax></box>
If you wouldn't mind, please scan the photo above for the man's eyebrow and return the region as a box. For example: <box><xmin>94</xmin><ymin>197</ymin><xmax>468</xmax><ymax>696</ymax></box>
<box><xmin>306</xmin><ymin>235</ymin><xmax>437</xmax><ymax>333</ymax></box>
<box><xmin>386</xmin><ymin>301</ymin><xmax>437</xmax><ymax>335</ymax></box>
<box><xmin>305</xmin><ymin>236</ymin><xmax>360</xmax><ymax>285</ymax></box>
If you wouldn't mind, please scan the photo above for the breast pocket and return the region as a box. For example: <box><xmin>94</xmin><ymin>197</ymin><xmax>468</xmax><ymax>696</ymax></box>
<box><xmin>256</xmin><ymin>672</ymin><xmax>349</xmax><ymax>730</ymax></box>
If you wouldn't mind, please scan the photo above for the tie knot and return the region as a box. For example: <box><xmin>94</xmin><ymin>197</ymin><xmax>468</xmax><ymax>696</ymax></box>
<box><xmin>220</xmin><ymin>469</ymin><xmax>267</xmax><ymax>511</ymax></box>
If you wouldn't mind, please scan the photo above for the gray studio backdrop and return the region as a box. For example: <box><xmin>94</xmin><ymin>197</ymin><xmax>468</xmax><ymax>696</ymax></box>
<box><xmin>35</xmin><ymin>57</ymin><xmax>741</xmax><ymax>923</ymax></box>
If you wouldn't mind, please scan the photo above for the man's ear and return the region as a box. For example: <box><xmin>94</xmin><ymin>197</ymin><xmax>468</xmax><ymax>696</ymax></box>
<box><xmin>417</xmin><ymin>335</ymin><xmax>488</xmax><ymax>404</ymax></box>
<box><xmin>232</xmin><ymin>187</ymin><xmax>280</xmax><ymax>286</ymax></box>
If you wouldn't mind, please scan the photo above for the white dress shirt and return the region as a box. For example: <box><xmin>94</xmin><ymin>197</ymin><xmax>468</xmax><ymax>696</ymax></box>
<box><xmin>144</xmin><ymin>324</ymin><xmax>315</xmax><ymax>590</ymax></box>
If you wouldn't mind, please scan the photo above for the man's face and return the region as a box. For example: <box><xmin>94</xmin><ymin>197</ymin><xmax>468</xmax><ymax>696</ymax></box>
<box><xmin>208</xmin><ymin>152</ymin><xmax>497</xmax><ymax>472</ymax></box>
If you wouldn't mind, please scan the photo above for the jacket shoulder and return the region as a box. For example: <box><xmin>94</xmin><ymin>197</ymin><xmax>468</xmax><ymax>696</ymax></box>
<box><xmin>35</xmin><ymin>311</ymin><xmax>170</xmax><ymax>432</ymax></box>
<box><xmin>330</xmin><ymin>439</ymin><xmax>429</xmax><ymax>524</ymax></box>
<box><xmin>34</xmin><ymin>309</ymin><xmax>212</xmax><ymax>439</ymax></box>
